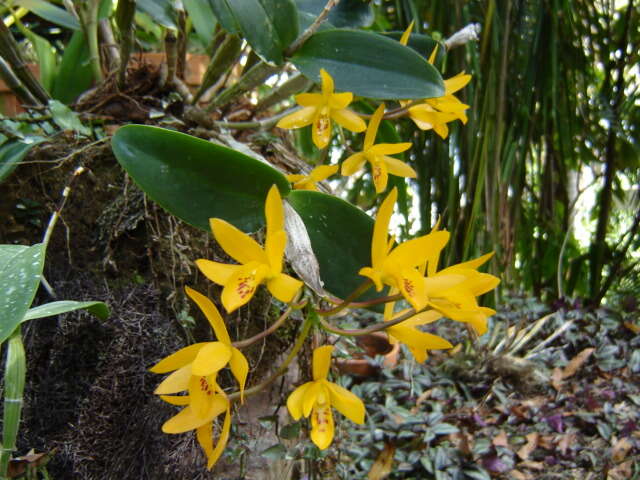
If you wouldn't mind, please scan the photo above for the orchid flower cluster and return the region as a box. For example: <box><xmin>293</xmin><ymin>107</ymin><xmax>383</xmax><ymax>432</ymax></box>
<box><xmin>150</xmin><ymin>37</ymin><xmax>498</xmax><ymax>471</ymax></box>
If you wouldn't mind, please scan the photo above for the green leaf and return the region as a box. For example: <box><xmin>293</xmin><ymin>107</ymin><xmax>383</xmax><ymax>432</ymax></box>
<box><xmin>296</xmin><ymin>0</ymin><xmax>373</xmax><ymax>28</ymax></box>
<box><xmin>209</xmin><ymin>0</ymin><xmax>239</xmax><ymax>32</ymax></box>
<box><xmin>287</xmin><ymin>191</ymin><xmax>384</xmax><ymax>303</ymax></box>
<box><xmin>383</xmin><ymin>32</ymin><xmax>445</xmax><ymax>66</ymax></box>
<box><xmin>14</xmin><ymin>0</ymin><xmax>80</xmax><ymax>30</ymax></box>
<box><xmin>0</xmin><ymin>245</ymin><xmax>28</xmax><ymax>268</ymax></box>
<box><xmin>19</xmin><ymin>27</ymin><xmax>57</xmax><ymax>92</ymax></box>
<box><xmin>184</xmin><ymin>0</ymin><xmax>218</xmax><ymax>44</ymax></box>
<box><xmin>260</xmin><ymin>443</ymin><xmax>287</xmax><ymax>460</ymax></box>
<box><xmin>0</xmin><ymin>244</ymin><xmax>45</xmax><ymax>344</ymax></box>
<box><xmin>48</xmin><ymin>100</ymin><xmax>92</xmax><ymax>136</ymax></box>
<box><xmin>211</xmin><ymin>0</ymin><xmax>298</xmax><ymax>64</ymax></box>
<box><xmin>22</xmin><ymin>300</ymin><xmax>109</xmax><ymax>322</ymax></box>
<box><xmin>136</xmin><ymin>0</ymin><xmax>177</xmax><ymax>28</ymax></box>
<box><xmin>111</xmin><ymin>125</ymin><xmax>291</xmax><ymax>232</ymax></box>
<box><xmin>0</xmin><ymin>139</ymin><xmax>41</xmax><ymax>184</ymax></box>
<box><xmin>52</xmin><ymin>30</ymin><xmax>94</xmax><ymax>104</ymax></box>
<box><xmin>291</xmin><ymin>29</ymin><xmax>445</xmax><ymax>100</ymax></box>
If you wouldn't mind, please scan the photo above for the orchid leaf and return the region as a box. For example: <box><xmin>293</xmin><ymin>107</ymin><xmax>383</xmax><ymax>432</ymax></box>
<box><xmin>22</xmin><ymin>301</ymin><xmax>109</xmax><ymax>322</ymax></box>
<box><xmin>291</xmin><ymin>29</ymin><xmax>444</xmax><ymax>100</ymax></box>
<box><xmin>111</xmin><ymin>125</ymin><xmax>290</xmax><ymax>232</ymax></box>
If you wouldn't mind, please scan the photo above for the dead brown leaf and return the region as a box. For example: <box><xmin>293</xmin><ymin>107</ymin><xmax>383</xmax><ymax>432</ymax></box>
<box><xmin>562</xmin><ymin>347</ymin><xmax>596</xmax><ymax>379</ymax></box>
<box><xmin>551</xmin><ymin>367</ymin><xmax>563</xmax><ymax>391</ymax></box>
<box><xmin>557</xmin><ymin>433</ymin><xmax>577</xmax><ymax>455</ymax></box>
<box><xmin>448</xmin><ymin>431</ymin><xmax>474</xmax><ymax>457</ymax></box>
<box><xmin>412</xmin><ymin>388</ymin><xmax>434</xmax><ymax>413</ymax></box>
<box><xmin>517</xmin><ymin>432</ymin><xmax>539</xmax><ymax>460</ymax></box>
<box><xmin>611</xmin><ymin>437</ymin><xmax>632</xmax><ymax>463</ymax></box>
<box><xmin>492</xmin><ymin>430</ymin><xmax>510</xmax><ymax>448</ymax></box>
<box><xmin>519</xmin><ymin>460</ymin><xmax>545</xmax><ymax>470</ymax></box>
<box><xmin>368</xmin><ymin>443</ymin><xmax>396</xmax><ymax>480</ymax></box>
<box><xmin>607</xmin><ymin>460</ymin><xmax>633</xmax><ymax>480</ymax></box>
<box><xmin>510</xmin><ymin>470</ymin><xmax>533</xmax><ymax>480</ymax></box>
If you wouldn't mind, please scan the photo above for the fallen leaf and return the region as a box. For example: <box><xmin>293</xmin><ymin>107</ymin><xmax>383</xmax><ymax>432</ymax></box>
<box><xmin>551</xmin><ymin>367</ymin><xmax>563</xmax><ymax>391</ymax></box>
<box><xmin>611</xmin><ymin>437</ymin><xmax>632</xmax><ymax>463</ymax></box>
<box><xmin>368</xmin><ymin>443</ymin><xmax>395</xmax><ymax>480</ymax></box>
<box><xmin>519</xmin><ymin>460</ymin><xmax>544</xmax><ymax>470</ymax></box>
<box><xmin>448</xmin><ymin>431</ymin><xmax>473</xmax><ymax>456</ymax></box>
<box><xmin>623</xmin><ymin>322</ymin><xmax>640</xmax><ymax>334</ymax></box>
<box><xmin>562</xmin><ymin>347</ymin><xmax>596</xmax><ymax>379</ymax></box>
<box><xmin>557</xmin><ymin>433</ymin><xmax>577</xmax><ymax>455</ymax></box>
<box><xmin>493</xmin><ymin>430</ymin><xmax>510</xmax><ymax>448</ymax></box>
<box><xmin>412</xmin><ymin>388</ymin><xmax>434</xmax><ymax>413</ymax></box>
<box><xmin>517</xmin><ymin>432</ymin><xmax>539</xmax><ymax>460</ymax></box>
<box><xmin>607</xmin><ymin>460</ymin><xmax>633</xmax><ymax>480</ymax></box>
<box><xmin>510</xmin><ymin>470</ymin><xmax>532</xmax><ymax>480</ymax></box>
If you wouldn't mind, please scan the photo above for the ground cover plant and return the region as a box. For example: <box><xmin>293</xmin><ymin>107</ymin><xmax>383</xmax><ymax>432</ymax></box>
<box><xmin>0</xmin><ymin>0</ymin><xmax>638</xmax><ymax>479</ymax></box>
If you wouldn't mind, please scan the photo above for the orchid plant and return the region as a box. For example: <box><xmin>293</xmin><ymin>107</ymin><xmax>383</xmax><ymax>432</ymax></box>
<box><xmin>110</xmin><ymin>9</ymin><xmax>498</xmax><ymax>473</ymax></box>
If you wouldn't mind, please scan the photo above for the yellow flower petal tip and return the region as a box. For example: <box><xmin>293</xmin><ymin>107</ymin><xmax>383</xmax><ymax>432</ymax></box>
<box><xmin>276</xmin><ymin>69</ymin><xmax>364</xmax><ymax>149</ymax></box>
<box><xmin>287</xmin><ymin>346</ymin><xmax>366</xmax><ymax>450</ymax></box>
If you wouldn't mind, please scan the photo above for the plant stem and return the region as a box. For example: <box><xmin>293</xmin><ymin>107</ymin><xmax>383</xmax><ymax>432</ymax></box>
<box><xmin>285</xmin><ymin>0</ymin><xmax>340</xmax><ymax>56</ymax></box>
<box><xmin>208</xmin><ymin>61</ymin><xmax>280</xmax><ymax>110</ymax></box>
<box><xmin>318</xmin><ymin>307</ymin><xmax>418</xmax><ymax>337</ymax></box>
<box><xmin>76</xmin><ymin>0</ymin><xmax>103</xmax><ymax>82</ymax></box>
<box><xmin>232</xmin><ymin>305</ymin><xmax>296</xmax><ymax>349</ymax></box>
<box><xmin>115</xmin><ymin>0</ymin><xmax>136</xmax><ymax>89</ymax></box>
<box><xmin>193</xmin><ymin>33</ymin><xmax>242</xmax><ymax>104</ymax></box>
<box><xmin>0</xmin><ymin>328</ymin><xmax>26</xmax><ymax>478</ymax></box>
<box><xmin>317</xmin><ymin>281</ymin><xmax>373</xmax><ymax>317</ymax></box>
<box><xmin>228</xmin><ymin>312</ymin><xmax>314</xmax><ymax>402</ymax></box>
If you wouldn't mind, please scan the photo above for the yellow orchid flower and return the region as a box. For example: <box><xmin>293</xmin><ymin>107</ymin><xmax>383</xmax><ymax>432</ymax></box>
<box><xmin>287</xmin><ymin>345</ymin><xmax>365</xmax><ymax>450</ymax></box>
<box><xmin>276</xmin><ymin>68</ymin><xmax>366</xmax><ymax>149</ymax></box>
<box><xmin>286</xmin><ymin>164</ymin><xmax>339</xmax><ymax>191</ymax></box>
<box><xmin>383</xmin><ymin>300</ymin><xmax>452</xmax><ymax>363</ymax></box>
<box><xmin>196</xmin><ymin>185</ymin><xmax>303</xmax><ymax>313</ymax></box>
<box><xmin>399</xmin><ymin>23</ymin><xmax>471</xmax><ymax>139</ymax></box>
<box><xmin>341</xmin><ymin>104</ymin><xmax>416</xmax><ymax>194</ymax></box>
<box><xmin>359</xmin><ymin>188</ymin><xmax>449</xmax><ymax>311</ymax></box>
<box><xmin>150</xmin><ymin>287</ymin><xmax>245</xmax><ymax>470</ymax></box>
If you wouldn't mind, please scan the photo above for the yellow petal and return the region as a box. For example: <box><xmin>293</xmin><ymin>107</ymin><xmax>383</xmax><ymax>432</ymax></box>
<box><xmin>265</xmin><ymin>230</ymin><xmax>286</xmax><ymax>275</ymax></box>
<box><xmin>210</xmin><ymin>218</ymin><xmax>267</xmax><ymax>265</ymax></box>
<box><xmin>428</xmin><ymin>44</ymin><xmax>439</xmax><ymax>64</ymax></box>
<box><xmin>387</xmin><ymin>231</ymin><xmax>449</xmax><ymax>269</ymax></box>
<box><xmin>400</xmin><ymin>20</ymin><xmax>414</xmax><ymax>46</ymax></box>
<box><xmin>302</xmin><ymin>381</ymin><xmax>322</xmax><ymax>416</ymax></box>
<box><xmin>326</xmin><ymin>381</ymin><xmax>365</xmax><ymax>424</ymax></box>
<box><xmin>394</xmin><ymin>309</ymin><xmax>441</xmax><ymax>328</ymax></box>
<box><xmin>364</xmin><ymin>103</ymin><xmax>385</xmax><ymax>150</ymax></box>
<box><xmin>369</xmin><ymin>142</ymin><xmax>412</xmax><ymax>156</ymax></box>
<box><xmin>424</xmin><ymin>274</ymin><xmax>466</xmax><ymax>297</ymax></box>
<box><xmin>331</xmin><ymin>108</ymin><xmax>366</xmax><ymax>133</ymax></box>
<box><xmin>433</xmin><ymin>122</ymin><xmax>449</xmax><ymax>139</ymax></box>
<box><xmin>162</xmin><ymin>397</ymin><xmax>227</xmax><ymax>434</ymax></box>
<box><xmin>371</xmin><ymin>159</ymin><xmax>389</xmax><ymax>193</ymax></box>
<box><xmin>444</xmin><ymin>72</ymin><xmax>471</xmax><ymax>94</ymax></box>
<box><xmin>295</xmin><ymin>92</ymin><xmax>322</xmax><ymax>107</ymax></box>
<box><xmin>265</xmin><ymin>185</ymin><xmax>284</xmax><ymax>236</ymax></box>
<box><xmin>445</xmin><ymin>251</ymin><xmax>494</xmax><ymax>271</ymax></box>
<box><xmin>221</xmin><ymin>262</ymin><xmax>268</xmax><ymax>312</ymax></box>
<box><xmin>329</xmin><ymin>92</ymin><xmax>353</xmax><ymax>110</ymax></box>
<box><xmin>196</xmin><ymin>422</ymin><xmax>214</xmax><ymax>469</ymax></box>
<box><xmin>229</xmin><ymin>347</ymin><xmax>249</xmax><ymax>402</ymax></box>
<box><xmin>395</xmin><ymin>267</ymin><xmax>428</xmax><ymax>311</ymax></box>
<box><xmin>267</xmin><ymin>273</ymin><xmax>303</xmax><ymax>303</ymax></box>
<box><xmin>150</xmin><ymin>343</ymin><xmax>207</xmax><ymax>373</ymax></box>
<box><xmin>309</xmin><ymin>164</ymin><xmax>339</xmax><ymax>182</ymax></box>
<box><xmin>206</xmin><ymin>407</ymin><xmax>232</xmax><ymax>469</ymax></box>
<box><xmin>191</xmin><ymin>342</ymin><xmax>232</xmax><ymax>377</ymax></box>
<box><xmin>388</xmin><ymin>324</ymin><xmax>452</xmax><ymax>352</ymax></box>
<box><xmin>286</xmin><ymin>174</ymin><xmax>305</xmax><ymax>183</ymax></box>
<box><xmin>312</xmin><ymin>113</ymin><xmax>332</xmax><ymax>149</ymax></box>
<box><xmin>359</xmin><ymin>266</ymin><xmax>383</xmax><ymax>291</ymax></box>
<box><xmin>341</xmin><ymin>152</ymin><xmax>367</xmax><ymax>176</ymax></box>
<box><xmin>185</xmin><ymin>286</ymin><xmax>232</xmax><ymax>345</ymax></box>
<box><xmin>310</xmin><ymin>403</ymin><xmax>334</xmax><ymax>450</ymax></box>
<box><xmin>196</xmin><ymin>259</ymin><xmax>238</xmax><ymax>286</ymax></box>
<box><xmin>276</xmin><ymin>106</ymin><xmax>316</xmax><ymax>129</ymax></box>
<box><xmin>155</xmin><ymin>364</ymin><xmax>192</xmax><ymax>394</ymax></box>
<box><xmin>159</xmin><ymin>394</ymin><xmax>190</xmax><ymax>405</ymax></box>
<box><xmin>372</xmin><ymin>188</ymin><xmax>397</xmax><ymax>267</ymax></box>
<box><xmin>383</xmin><ymin>156</ymin><xmax>417</xmax><ymax>178</ymax></box>
<box><xmin>188</xmin><ymin>374</ymin><xmax>220</xmax><ymax>419</ymax></box>
<box><xmin>313</xmin><ymin>345</ymin><xmax>334</xmax><ymax>380</ymax></box>
<box><xmin>287</xmin><ymin>381</ymin><xmax>314</xmax><ymax>420</ymax></box>
<box><xmin>320</xmin><ymin>68</ymin><xmax>335</xmax><ymax>97</ymax></box>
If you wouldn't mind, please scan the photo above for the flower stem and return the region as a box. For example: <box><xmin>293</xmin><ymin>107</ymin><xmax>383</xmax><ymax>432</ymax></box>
<box><xmin>318</xmin><ymin>307</ymin><xmax>418</xmax><ymax>337</ymax></box>
<box><xmin>317</xmin><ymin>281</ymin><xmax>373</xmax><ymax>317</ymax></box>
<box><xmin>232</xmin><ymin>306</ymin><xmax>294</xmax><ymax>349</ymax></box>
<box><xmin>228</xmin><ymin>311</ymin><xmax>315</xmax><ymax>402</ymax></box>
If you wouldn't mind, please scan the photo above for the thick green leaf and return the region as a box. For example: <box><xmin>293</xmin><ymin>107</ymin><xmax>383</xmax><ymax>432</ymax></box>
<box><xmin>14</xmin><ymin>0</ymin><xmax>80</xmax><ymax>30</ymax></box>
<box><xmin>291</xmin><ymin>29</ymin><xmax>445</xmax><ymax>100</ymax></box>
<box><xmin>209</xmin><ymin>0</ymin><xmax>239</xmax><ymax>32</ymax></box>
<box><xmin>211</xmin><ymin>0</ymin><xmax>298</xmax><ymax>64</ymax></box>
<box><xmin>136</xmin><ymin>0</ymin><xmax>177</xmax><ymax>28</ymax></box>
<box><xmin>184</xmin><ymin>0</ymin><xmax>218</xmax><ymax>44</ymax></box>
<box><xmin>49</xmin><ymin>100</ymin><xmax>92</xmax><ymax>136</ymax></box>
<box><xmin>0</xmin><ymin>245</ymin><xmax>28</xmax><ymax>268</ymax></box>
<box><xmin>19</xmin><ymin>27</ymin><xmax>57</xmax><ymax>92</ymax></box>
<box><xmin>52</xmin><ymin>30</ymin><xmax>94</xmax><ymax>104</ymax></box>
<box><xmin>0</xmin><ymin>139</ymin><xmax>41</xmax><ymax>184</ymax></box>
<box><xmin>22</xmin><ymin>301</ymin><xmax>109</xmax><ymax>322</ymax></box>
<box><xmin>288</xmin><ymin>190</ymin><xmax>384</xmax><ymax>303</ymax></box>
<box><xmin>112</xmin><ymin>125</ymin><xmax>291</xmax><ymax>232</ymax></box>
<box><xmin>0</xmin><ymin>243</ymin><xmax>44</xmax><ymax>344</ymax></box>
<box><xmin>296</xmin><ymin>0</ymin><xmax>373</xmax><ymax>28</ymax></box>
<box><xmin>383</xmin><ymin>32</ymin><xmax>446</xmax><ymax>67</ymax></box>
